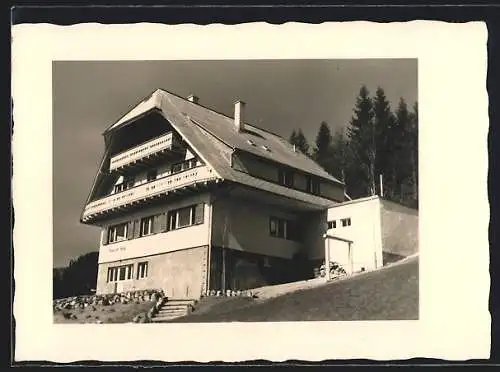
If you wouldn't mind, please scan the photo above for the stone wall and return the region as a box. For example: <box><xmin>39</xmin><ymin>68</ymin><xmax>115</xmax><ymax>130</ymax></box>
<box><xmin>96</xmin><ymin>245</ymin><xmax>208</xmax><ymax>299</ymax></box>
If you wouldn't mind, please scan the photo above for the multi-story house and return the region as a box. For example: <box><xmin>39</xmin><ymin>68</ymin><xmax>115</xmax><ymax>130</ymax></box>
<box><xmin>80</xmin><ymin>88</ymin><xmax>417</xmax><ymax>299</ymax></box>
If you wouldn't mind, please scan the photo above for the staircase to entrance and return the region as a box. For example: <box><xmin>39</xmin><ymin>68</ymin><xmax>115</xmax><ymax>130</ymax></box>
<box><xmin>151</xmin><ymin>298</ymin><xmax>197</xmax><ymax>322</ymax></box>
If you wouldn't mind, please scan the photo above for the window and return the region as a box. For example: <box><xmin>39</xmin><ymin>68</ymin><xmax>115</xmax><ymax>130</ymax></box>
<box><xmin>269</xmin><ymin>217</ymin><xmax>299</xmax><ymax>241</ymax></box>
<box><xmin>341</xmin><ymin>218</ymin><xmax>352</xmax><ymax>227</ymax></box>
<box><xmin>328</xmin><ymin>220</ymin><xmax>337</xmax><ymax>229</ymax></box>
<box><xmin>137</xmin><ymin>262</ymin><xmax>148</xmax><ymax>279</ymax></box>
<box><xmin>107</xmin><ymin>222</ymin><xmax>128</xmax><ymax>243</ymax></box>
<box><xmin>307</xmin><ymin>176</ymin><xmax>320</xmax><ymax>195</ymax></box>
<box><xmin>107</xmin><ymin>264</ymin><xmax>133</xmax><ymax>282</ymax></box>
<box><xmin>278</xmin><ymin>169</ymin><xmax>294</xmax><ymax>187</ymax></box>
<box><xmin>114</xmin><ymin>175</ymin><xmax>135</xmax><ymax>193</ymax></box>
<box><xmin>246</xmin><ymin>139</ymin><xmax>256</xmax><ymax>146</ymax></box>
<box><xmin>261</xmin><ymin>145</ymin><xmax>271</xmax><ymax>152</ymax></box>
<box><xmin>147</xmin><ymin>169</ymin><xmax>157</xmax><ymax>181</ymax></box>
<box><xmin>171</xmin><ymin>162</ymin><xmax>183</xmax><ymax>173</ymax></box>
<box><xmin>140</xmin><ymin>216</ymin><xmax>155</xmax><ymax>237</ymax></box>
<box><xmin>170</xmin><ymin>158</ymin><xmax>198</xmax><ymax>175</ymax></box>
<box><xmin>167</xmin><ymin>204</ymin><xmax>204</xmax><ymax>231</ymax></box>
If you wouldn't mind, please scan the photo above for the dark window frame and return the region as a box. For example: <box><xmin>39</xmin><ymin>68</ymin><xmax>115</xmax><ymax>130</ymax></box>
<box><xmin>278</xmin><ymin>168</ymin><xmax>294</xmax><ymax>187</ymax></box>
<box><xmin>167</xmin><ymin>203</ymin><xmax>204</xmax><ymax>231</ymax></box>
<box><xmin>140</xmin><ymin>215</ymin><xmax>155</xmax><ymax>237</ymax></box>
<box><xmin>137</xmin><ymin>262</ymin><xmax>149</xmax><ymax>279</ymax></box>
<box><xmin>341</xmin><ymin>217</ymin><xmax>352</xmax><ymax>227</ymax></box>
<box><xmin>107</xmin><ymin>222</ymin><xmax>128</xmax><ymax>243</ymax></box>
<box><xmin>328</xmin><ymin>220</ymin><xmax>337</xmax><ymax>229</ymax></box>
<box><xmin>269</xmin><ymin>216</ymin><xmax>299</xmax><ymax>241</ymax></box>
<box><xmin>107</xmin><ymin>264</ymin><xmax>134</xmax><ymax>283</ymax></box>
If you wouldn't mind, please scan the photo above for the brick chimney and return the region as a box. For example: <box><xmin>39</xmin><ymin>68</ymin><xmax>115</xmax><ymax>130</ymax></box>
<box><xmin>234</xmin><ymin>100</ymin><xmax>246</xmax><ymax>132</ymax></box>
<box><xmin>187</xmin><ymin>94</ymin><xmax>199</xmax><ymax>104</ymax></box>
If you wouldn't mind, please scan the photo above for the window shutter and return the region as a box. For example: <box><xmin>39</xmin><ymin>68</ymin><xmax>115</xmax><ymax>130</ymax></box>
<box><xmin>126</xmin><ymin>221</ymin><xmax>134</xmax><ymax>239</ymax></box>
<box><xmin>153</xmin><ymin>214</ymin><xmax>165</xmax><ymax>233</ymax></box>
<box><xmin>167</xmin><ymin>211</ymin><xmax>176</xmax><ymax>231</ymax></box>
<box><xmin>133</xmin><ymin>219</ymin><xmax>141</xmax><ymax>238</ymax></box>
<box><xmin>194</xmin><ymin>203</ymin><xmax>205</xmax><ymax>224</ymax></box>
<box><xmin>101</xmin><ymin>228</ymin><xmax>108</xmax><ymax>245</ymax></box>
<box><xmin>158</xmin><ymin>213</ymin><xmax>168</xmax><ymax>232</ymax></box>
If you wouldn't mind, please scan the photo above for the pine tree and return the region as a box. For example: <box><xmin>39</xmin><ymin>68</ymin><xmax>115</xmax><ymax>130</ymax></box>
<box><xmin>372</xmin><ymin>87</ymin><xmax>396</xmax><ymax>198</ymax></box>
<box><xmin>294</xmin><ymin>129</ymin><xmax>310</xmax><ymax>155</ymax></box>
<box><xmin>313</xmin><ymin>121</ymin><xmax>333</xmax><ymax>170</ymax></box>
<box><xmin>408</xmin><ymin>101</ymin><xmax>419</xmax><ymax>206</ymax></box>
<box><xmin>329</xmin><ymin>130</ymin><xmax>349</xmax><ymax>183</ymax></box>
<box><xmin>289</xmin><ymin>129</ymin><xmax>297</xmax><ymax>146</ymax></box>
<box><xmin>347</xmin><ymin>85</ymin><xmax>376</xmax><ymax>197</ymax></box>
<box><xmin>393</xmin><ymin>98</ymin><xmax>413</xmax><ymax>203</ymax></box>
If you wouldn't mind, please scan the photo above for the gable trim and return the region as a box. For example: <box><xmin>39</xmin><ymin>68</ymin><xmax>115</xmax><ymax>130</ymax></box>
<box><xmin>155</xmin><ymin>99</ymin><xmax>225</xmax><ymax>182</ymax></box>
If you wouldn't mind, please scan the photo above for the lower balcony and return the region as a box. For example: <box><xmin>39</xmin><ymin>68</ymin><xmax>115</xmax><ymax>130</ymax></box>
<box><xmin>81</xmin><ymin>165</ymin><xmax>220</xmax><ymax>223</ymax></box>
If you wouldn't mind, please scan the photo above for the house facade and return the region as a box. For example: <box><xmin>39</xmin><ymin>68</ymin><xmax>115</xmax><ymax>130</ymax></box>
<box><xmin>80</xmin><ymin>89</ymin><xmax>418</xmax><ymax>299</ymax></box>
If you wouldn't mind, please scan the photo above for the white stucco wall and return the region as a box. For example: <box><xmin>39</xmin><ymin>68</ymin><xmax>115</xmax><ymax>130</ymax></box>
<box><xmin>326</xmin><ymin>196</ymin><xmax>383</xmax><ymax>272</ymax></box>
<box><xmin>98</xmin><ymin>193</ymin><xmax>211</xmax><ymax>264</ymax></box>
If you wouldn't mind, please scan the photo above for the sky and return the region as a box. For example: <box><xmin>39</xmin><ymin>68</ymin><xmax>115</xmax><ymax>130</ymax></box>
<box><xmin>53</xmin><ymin>59</ymin><xmax>417</xmax><ymax>268</ymax></box>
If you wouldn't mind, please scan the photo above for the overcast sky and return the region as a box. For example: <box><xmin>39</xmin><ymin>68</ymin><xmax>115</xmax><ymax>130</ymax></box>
<box><xmin>53</xmin><ymin>59</ymin><xmax>417</xmax><ymax>268</ymax></box>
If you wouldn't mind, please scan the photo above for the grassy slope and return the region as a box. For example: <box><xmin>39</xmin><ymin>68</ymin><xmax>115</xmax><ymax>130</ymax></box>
<box><xmin>171</xmin><ymin>257</ymin><xmax>419</xmax><ymax>322</ymax></box>
<box><xmin>53</xmin><ymin>301</ymin><xmax>155</xmax><ymax>324</ymax></box>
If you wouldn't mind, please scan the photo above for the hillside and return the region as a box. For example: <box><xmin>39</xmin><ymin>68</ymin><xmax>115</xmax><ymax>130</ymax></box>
<box><xmin>170</xmin><ymin>256</ymin><xmax>419</xmax><ymax>322</ymax></box>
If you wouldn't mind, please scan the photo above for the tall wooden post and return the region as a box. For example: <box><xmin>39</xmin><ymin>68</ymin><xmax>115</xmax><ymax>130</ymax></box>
<box><xmin>325</xmin><ymin>237</ymin><xmax>331</xmax><ymax>281</ymax></box>
<box><xmin>222</xmin><ymin>247</ymin><xmax>226</xmax><ymax>292</ymax></box>
<box><xmin>349</xmin><ymin>242</ymin><xmax>354</xmax><ymax>275</ymax></box>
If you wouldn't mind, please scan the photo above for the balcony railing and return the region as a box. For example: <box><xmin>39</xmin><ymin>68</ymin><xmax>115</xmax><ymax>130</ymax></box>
<box><xmin>82</xmin><ymin>165</ymin><xmax>217</xmax><ymax>221</ymax></box>
<box><xmin>109</xmin><ymin>132</ymin><xmax>182</xmax><ymax>172</ymax></box>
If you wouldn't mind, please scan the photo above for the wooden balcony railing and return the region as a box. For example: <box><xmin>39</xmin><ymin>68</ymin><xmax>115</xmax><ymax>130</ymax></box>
<box><xmin>109</xmin><ymin>132</ymin><xmax>181</xmax><ymax>172</ymax></box>
<box><xmin>82</xmin><ymin>165</ymin><xmax>217</xmax><ymax>221</ymax></box>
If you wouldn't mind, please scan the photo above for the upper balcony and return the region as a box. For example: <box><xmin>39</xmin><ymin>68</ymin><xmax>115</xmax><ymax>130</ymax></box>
<box><xmin>109</xmin><ymin>132</ymin><xmax>184</xmax><ymax>173</ymax></box>
<box><xmin>81</xmin><ymin>165</ymin><xmax>220</xmax><ymax>223</ymax></box>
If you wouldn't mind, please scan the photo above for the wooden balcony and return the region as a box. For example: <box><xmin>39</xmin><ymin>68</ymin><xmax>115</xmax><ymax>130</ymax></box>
<box><xmin>109</xmin><ymin>132</ymin><xmax>183</xmax><ymax>173</ymax></box>
<box><xmin>82</xmin><ymin>165</ymin><xmax>219</xmax><ymax>222</ymax></box>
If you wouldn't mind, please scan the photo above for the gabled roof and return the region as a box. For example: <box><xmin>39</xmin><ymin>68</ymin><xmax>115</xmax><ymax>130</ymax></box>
<box><xmin>104</xmin><ymin>88</ymin><xmax>343</xmax><ymax>185</ymax></box>
<box><xmin>84</xmin><ymin>89</ymin><xmax>345</xmax><ymax>214</ymax></box>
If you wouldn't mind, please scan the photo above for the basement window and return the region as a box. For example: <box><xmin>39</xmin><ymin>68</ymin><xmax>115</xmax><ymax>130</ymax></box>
<box><xmin>107</xmin><ymin>264</ymin><xmax>134</xmax><ymax>282</ymax></box>
<box><xmin>246</xmin><ymin>139</ymin><xmax>256</xmax><ymax>146</ymax></box>
<box><xmin>137</xmin><ymin>262</ymin><xmax>149</xmax><ymax>279</ymax></box>
<box><xmin>341</xmin><ymin>218</ymin><xmax>352</xmax><ymax>227</ymax></box>
<box><xmin>261</xmin><ymin>145</ymin><xmax>271</xmax><ymax>152</ymax></box>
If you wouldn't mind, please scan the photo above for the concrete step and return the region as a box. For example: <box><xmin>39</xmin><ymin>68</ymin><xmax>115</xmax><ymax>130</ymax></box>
<box><xmin>164</xmin><ymin>299</ymin><xmax>197</xmax><ymax>306</ymax></box>
<box><xmin>160</xmin><ymin>304</ymin><xmax>191</xmax><ymax>311</ymax></box>
<box><xmin>157</xmin><ymin>308</ymin><xmax>189</xmax><ymax>315</ymax></box>
<box><xmin>153</xmin><ymin>311</ymin><xmax>188</xmax><ymax>322</ymax></box>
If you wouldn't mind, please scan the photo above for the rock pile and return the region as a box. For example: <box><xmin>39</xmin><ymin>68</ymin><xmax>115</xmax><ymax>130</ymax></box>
<box><xmin>53</xmin><ymin>289</ymin><xmax>165</xmax><ymax>312</ymax></box>
<box><xmin>201</xmin><ymin>289</ymin><xmax>256</xmax><ymax>298</ymax></box>
<box><xmin>313</xmin><ymin>261</ymin><xmax>347</xmax><ymax>279</ymax></box>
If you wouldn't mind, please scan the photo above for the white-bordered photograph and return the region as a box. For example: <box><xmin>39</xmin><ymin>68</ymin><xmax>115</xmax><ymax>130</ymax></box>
<box><xmin>12</xmin><ymin>21</ymin><xmax>490</xmax><ymax>362</ymax></box>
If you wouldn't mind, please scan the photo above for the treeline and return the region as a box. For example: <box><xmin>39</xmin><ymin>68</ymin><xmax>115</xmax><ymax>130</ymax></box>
<box><xmin>290</xmin><ymin>85</ymin><xmax>418</xmax><ymax>208</ymax></box>
<box><xmin>53</xmin><ymin>251</ymin><xmax>98</xmax><ymax>299</ymax></box>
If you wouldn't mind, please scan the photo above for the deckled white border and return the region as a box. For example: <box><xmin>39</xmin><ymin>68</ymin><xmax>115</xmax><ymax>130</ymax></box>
<box><xmin>11</xmin><ymin>22</ymin><xmax>490</xmax><ymax>362</ymax></box>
